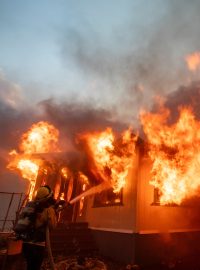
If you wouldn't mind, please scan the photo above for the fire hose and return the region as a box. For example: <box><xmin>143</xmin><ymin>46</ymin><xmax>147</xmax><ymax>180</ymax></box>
<box><xmin>45</xmin><ymin>201</ymin><xmax>71</xmax><ymax>270</ymax></box>
<box><xmin>43</xmin><ymin>183</ymin><xmax>109</xmax><ymax>269</ymax></box>
<box><xmin>46</xmin><ymin>224</ymin><xmax>56</xmax><ymax>270</ymax></box>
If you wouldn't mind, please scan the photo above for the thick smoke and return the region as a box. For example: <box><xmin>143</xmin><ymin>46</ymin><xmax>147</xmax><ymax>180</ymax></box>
<box><xmin>0</xmin><ymin>76</ymin><xmax>126</xmax><ymax>191</ymax></box>
<box><xmin>165</xmin><ymin>82</ymin><xmax>200</xmax><ymax>122</ymax></box>
<box><xmin>61</xmin><ymin>0</ymin><xmax>200</xmax><ymax>124</ymax></box>
<box><xmin>0</xmin><ymin>75</ymin><xmax>39</xmax><ymax>191</ymax></box>
<box><xmin>0</xmin><ymin>75</ymin><xmax>42</xmax><ymax>160</ymax></box>
<box><xmin>40</xmin><ymin>99</ymin><xmax>125</xmax><ymax>148</ymax></box>
<box><xmin>2</xmin><ymin>0</ymin><xmax>200</xmax><ymax>188</ymax></box>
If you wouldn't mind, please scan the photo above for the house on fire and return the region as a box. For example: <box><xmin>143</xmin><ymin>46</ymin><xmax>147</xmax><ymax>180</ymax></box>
<box><xmin>14</xmin><ymin>139</ymin><xmax>200</xmax><ymax>266</ymax></box>
<box><xmin>5</xmin><ymin>117</ymin><xmax>200</xmax><ymax>266</ymax></box>
<box><xmin>76</xmin><ymin>140</ymin><xmax>200</xmax><ymax>265</ymax></box>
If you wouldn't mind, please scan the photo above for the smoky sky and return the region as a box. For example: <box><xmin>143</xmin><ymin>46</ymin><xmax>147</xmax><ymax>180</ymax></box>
<box><xmin>2</xmin><ymin>0</ymin><xmax>200</xmax><ymax>191</ymax></box>
<box><xmin>40</xmin><ymin>99</ymin><xmax>125</xmax><ymax>139</ymax></box>
<box><xmin>164</xmin><ymin>81</ymin><xmax>200</xmax><ymax>122</ymax></box>
<box><xmin>61</xmin><ymin>0</ymin><xmax>200</xmax><ymax>124</ymax></box>
<box><xmin>0</xmin><ymin>75</ymin><xmax>125</xmax><ymax>176</ymax></box>
<box><xmin>0</xmin><ymin>87</ymin><xmax>125</xmax><ymax>191</ymax></box>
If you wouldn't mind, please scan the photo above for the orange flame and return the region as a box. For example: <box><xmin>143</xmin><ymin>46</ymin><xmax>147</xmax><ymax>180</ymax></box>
<box><xmin>78</xmin><ymin>172</ymin><xmax>90</xmax><ymax>186</ymax></box>
<box><xmin>17</xmin><ymin>159</ymin><xmax>39</xmax><ymax>181</ymax></box>
<box><xmin>141</xmin><ymin>106</ymin><xmax>200</xmax><ymax>205</ymax></box>
<box><xmin>20</xmin><ymin>121</ymin><xmax>60</xmax><ymax>154</ymax></box>
<box><xmin>61</xmin><ymin>167</ymin><xmax>69</xmax><ymax>179</ymax></box>
<box><xmin>80</xmin><ymin>128</ymin><xmax>137</xmax><ymax>193</ymax></box>
<box><xmin>8</xmin><ymin>121</ymin><xmax>60</xmax><ymax>200</ymax></box>
<box><xmin>185</xmin><ymin>52</ymin><xmax>200</xmax><ymax>71</ymax></box>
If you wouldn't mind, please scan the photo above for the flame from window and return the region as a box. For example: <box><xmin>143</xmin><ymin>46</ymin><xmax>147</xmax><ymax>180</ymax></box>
<box><xmin>141</xmin><ymin>106</ymin><xmax>200</xmax><ymax>205</ymax></box>
<box><xmin>80</xmin><ymin>128</ymin><xmax>137</xmax><ymax>193</ymax></box>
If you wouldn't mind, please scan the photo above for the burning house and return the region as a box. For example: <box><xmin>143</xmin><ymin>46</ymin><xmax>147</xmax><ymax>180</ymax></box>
<box><xmin>74</xmin><ymin>102</ymin><xmax>200</xmax><ymax>267</ymax></box>
<box><xmin>3</xmin><ymin>81</ymin><xmax>200</xmax><ymax>267</ymax></box>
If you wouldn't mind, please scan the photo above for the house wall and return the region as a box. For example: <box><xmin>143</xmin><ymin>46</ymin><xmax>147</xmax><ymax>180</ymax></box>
<box><xmin>134</xmin><ymin>155</ymin><xmax>200</xmax><ymax>267</ymax></box>
<box><xmin>77</xmin><ymin>148</ymin><xmax>140</xmax><ymax>233</ymax></box>
<box><xmin>77</xmin><ymin>146</ymin><xmax>200</xmax><ymax>265</ymax></box>
<box><xmin>76</xmin><ymin>148</ymin><xmax>140</xmax><ymax>263</ymax></box>
<box><xmin>136</xmin><ymin>156</ymin><xmax>200</xmax><ymax>233</ymax></box>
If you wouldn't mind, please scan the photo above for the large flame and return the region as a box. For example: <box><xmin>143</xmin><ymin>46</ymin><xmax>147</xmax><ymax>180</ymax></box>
<box><xmin>17</xmin><ymin>159</ymin><xmax>39</xmax><ymax>181</ymax></box>
<box><xmin>80</xmin><ymin>128</ymin><xmax>137</xmax><ymax>193</ymax></box>
<box><xmin>8</xmin><ymin>121</ymin><xmax>60</xmax><ymax>200</ymax></box>
<box><xmin>20</xmin><ymin>121</ymin><xmax>60</xmax><ymax>154</ymax></box>
<box><xmin>141</xmin><ymin>106</ymin><xmax>200</xmax><ymax>205</ymax></box>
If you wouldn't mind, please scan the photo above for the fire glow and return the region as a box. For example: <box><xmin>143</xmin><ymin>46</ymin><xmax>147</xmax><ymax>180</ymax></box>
<box><xmin>19</xmin><ymin>121</ymin><xmax>60</xmax><ymax>154</ymax></box>
<box><xmin>9</xmin><ymin>103</ymin><xmax>200</xmax><ymax>207</ymax></box>
<box><xmin>185</xmin><ymin>52</ymin><xmax>200</xmax><ymax>71</ymax></box>
<box><xmin>80</xmin><ymin>128</ymin><xmax>137</xmax><ymax>193</ymax></box>
<box><xmin>141</xmin><ymin>106</ymin><xmax>200</xmax><ymax>205</ymax></box>
<box><xmin>8</xmin><ymin>121</ymin><xmax>60</xmax><ymax>200</ymax></box>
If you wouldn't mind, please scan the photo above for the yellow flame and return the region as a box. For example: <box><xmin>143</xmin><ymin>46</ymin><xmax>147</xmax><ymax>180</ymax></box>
<box><xmin>20</xmin><ymin>121</ymin><xmax>60</xmax><ymax>154</ymax></box>
<box><xmin>80</xmin><ymin>128</ymin><xmax>137</xmax><ymax>193</ymax></box>
<box><xmin>141</xmin><ymin>106</ymin><xmax>200</xmax><ymax>205</ymax></box>
<box><xmin>78</xmin><ymin>172</ymin><xmax>89</xmax><ymax>186</ymax></box>
<box><xmin>61</xmin><ymin>167</ymin><xmax>69</xmax><ymax>179</ymax></box>
<box><xmin>7</xmin><ymin>121</ymin><xmax>60</xmax><ymax>200</ymax></box>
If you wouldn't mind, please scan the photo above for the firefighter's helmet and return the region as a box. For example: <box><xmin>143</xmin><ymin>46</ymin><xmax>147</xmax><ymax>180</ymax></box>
<box><xmin>35</xmin><ymin>185</ymin><xmax>53</xmax><ymax>201</ymax></box>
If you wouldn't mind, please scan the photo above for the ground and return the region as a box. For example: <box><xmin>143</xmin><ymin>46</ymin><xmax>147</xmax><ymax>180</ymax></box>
<box><xmin>41</xmin><ymin>256</ymin><xmax>124</xmax><ymax>270</ymax></box>
<box><xmin>2</xmin><ymin>253</ymin><xmax>200</xmax><ymax>270</ymax></box>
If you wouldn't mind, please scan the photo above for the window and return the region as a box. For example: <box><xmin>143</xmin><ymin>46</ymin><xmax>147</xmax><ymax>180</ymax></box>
<box><xmin>93</xmin><ymin>188</ymin><xmax>123</xmax><ymax>207</ymax></box>
<box><xmin>152</xmin><ymin>188</ymin><xmax>161</xmax><ymax>205</ymax></box>
<box><xmin>152</xmin><ymin>188</ymin><xmax>178</xmax><ymax>206</ymax></box>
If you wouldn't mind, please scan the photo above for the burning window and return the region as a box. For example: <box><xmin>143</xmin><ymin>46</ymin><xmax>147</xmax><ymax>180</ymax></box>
<box><xmin>152</xmin><ymin>188</ymin><xmax>161</xmax><ymax>205</ymax></box>
<box><xmin>93</xmin><ymin>188</ymin><xmax>123</xmax><ymax>207</ymax></box>
<box><xmin>77</xmin><ymin>127</ymin><xmax>136</xmax><ymax>208</ymax></box>
<box><xmin>141</xmin><ymin>106</ymin><xmax>200</xmax><ymax>206</ymax></box>
<box><xmin>152</xmin><ymin>187</ymin><xmax>179</xmax><ymax>206</ymax></box>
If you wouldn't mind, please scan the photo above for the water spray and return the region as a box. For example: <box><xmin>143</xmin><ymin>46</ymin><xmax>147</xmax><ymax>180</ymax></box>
<box><xmin>69</xmin><ymin>182</ymin><xmax>111</xmax><ymax>205</ymax></box>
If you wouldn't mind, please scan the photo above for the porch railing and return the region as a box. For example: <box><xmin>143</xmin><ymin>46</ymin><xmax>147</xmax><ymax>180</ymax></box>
<box><xmin>0</xmin><ymin>192</ymin><xmax>26</xmax><ymax>232</ymax></box>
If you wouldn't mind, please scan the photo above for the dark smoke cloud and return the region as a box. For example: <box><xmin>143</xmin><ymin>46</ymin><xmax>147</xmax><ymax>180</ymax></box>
<box><xmin>40</xmin><ymin>98</ymin><xmax>126</xmax><ymax>150</ymax></box>
<box><xmin>0</xmin><ymin>99</ymin><xmax>40</xmax><ymax>158</ymax></box>
<box><xmin>0</xmin><ymin>76</ymin><xmax>126</xmax><ymax>191</ymax></box>
<box><xmin>0</xmin><ymin>75</ymin><xmax>38</xmax><ymax>191</ymax></box>
<box><xmin>0</xmin><ymin>75</ymin><xmax>31</xmax><ymax>161</ymax></box>
<box><xmin>3</xmin><ymin>0</ymin><xmax>200</xmax><ymax>188</ymax></box>
<box><xmin>0</xmin><ymin>76</ymin><xmax>49</xmax><ymax>191</ymax></box>
<box><xmin>61</xmin><ymin>0</ymin><xmax>200</xmax><ymax>123</ymax></box>
<box><xmin>164</xmin><ymin>81</ymin><xmax>200</xmax><ymax>122</ymax></box>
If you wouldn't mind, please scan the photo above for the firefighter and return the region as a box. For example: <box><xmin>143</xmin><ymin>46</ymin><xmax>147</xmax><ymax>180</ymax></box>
<box><xmin>22</xmin><ymin>185</ymin><xmax>57</xmax><ymax>270</ymax></box>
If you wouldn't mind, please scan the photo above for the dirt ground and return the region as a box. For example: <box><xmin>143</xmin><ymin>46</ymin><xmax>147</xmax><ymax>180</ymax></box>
<box><xmin>41</xmin><ymin>255</ymin><xmax>200</xmax><ymax>270</ymax></box>
<box><xmin>2</xmin><ymin>254</ymin><xmax>200</xmax><ymax>270</ymax></box>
